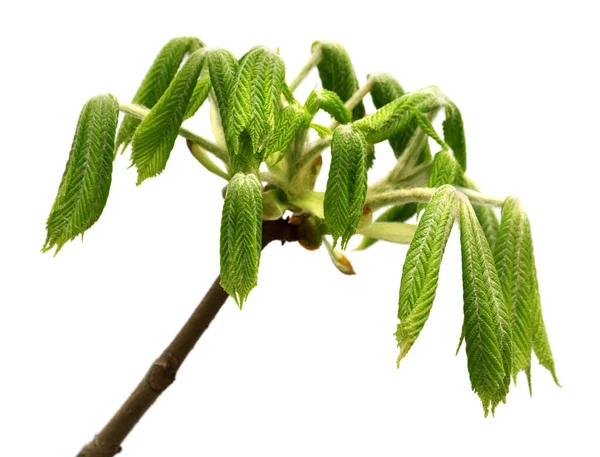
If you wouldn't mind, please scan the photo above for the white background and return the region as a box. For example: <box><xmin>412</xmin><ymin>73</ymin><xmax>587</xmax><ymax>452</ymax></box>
<box><xmin>1</xmin><ymin>1</ymin><xmax>599</xmax><ymax>456</ymax></box>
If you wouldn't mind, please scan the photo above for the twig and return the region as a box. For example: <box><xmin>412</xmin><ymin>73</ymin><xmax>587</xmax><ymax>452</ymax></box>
<box><xmin>76</xmin><ymin>219</ymin><xmax>301</xmax><ymax>457</ymax></box>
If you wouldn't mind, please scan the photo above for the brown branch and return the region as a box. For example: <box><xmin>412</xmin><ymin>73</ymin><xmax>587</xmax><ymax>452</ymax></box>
<box><xmin>76</xmin><ymin>218</ymin><xmax>300</xmax><ymax>457</ymax></box>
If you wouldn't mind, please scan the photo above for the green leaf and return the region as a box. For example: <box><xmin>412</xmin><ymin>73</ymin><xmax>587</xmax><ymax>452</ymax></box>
<box><xmin>323</xmin><ymin>125</ymin><xmax>368</xmax><ymax>249</ymax></box>
<box><xmin>116</xmin><ymin>37</ymin><xmax>203</xmax><ymax>151</ymax></box>
<box><xmin>530</xmin><ymin>262</ymin><xmax>560</xmax><ymax>386</ymax></box>
<box><xmin>417</xmin><ymin>150</ymin><xmax>458</xmax><ymax>214</ymax></box>
<box><xmin>220</xmin><ymin>172</ymin><xmax>263</xmax><ymax>307</ymax></box>
<box><xmin>443</xmin><ymin>101</ymin><xmax>467</xmax><ymax>170</ymax></box>
<box><xmin>264</xmin><ymin>103</ymin><xmax>307</xmax><ymax>166</ymax></box>
<box><xmin>459</xmin><ymin>196</ymin><xmax>512</xmax><ymax>416</ymax></box>
<box><xmin>183</xmin><ymin>73</ymin><xmax>211</xmax><ymax>120</ymax></box>
<box><xmin>458</xmin><ymin>176</ymin><xmax>500</xmax><ymax>249</ymax></box>
<box><xmin>493</xmin><ymin>198</ymin><xmax>533</xmax><ymax>383</ymax></box>
<box><xmin>353</xmin><ymin>86</ymin><xmax>445</xmax><ymax>145</ymax></box>
<box><xmin>309</xmin><ymin>123</ymin><xmax>332</xmax><ymax>138</ymax></box>
<box><xmin>355</xmin><ymin>203</ymin><xmax>417</xmax><ymax>251</ymax></box>
<box><xmin>205</xmin><ymin>48</ymin><xmax>238</xmax><ymax>140</ymax></box>
<box><xmin>227</xmin><ymin>46</ymin><xmax>286</xmax><ymax>155</ymax></box>
<box><xmin>131</xmin><ymin>50</ymin><xmax>205</xmax><ymax>184</ymax></box>
<box><xmin>312</xmin><ymin>41</ymin><xmax>365</xmax><ymax>120</ymax></box>
<box><xmin>395</xmin><ymin>186</ymin><xmax>457</xmax><ymax>363</ymax></box>
<box><xmin>305</xmin><ymin>89</ymin><xmax>352</xmax><ymax>124</ymax></box>
<box><xmin>43</xmin><ymin>94</ymin><xmax>119</xmax><ymax>254</ymax></box>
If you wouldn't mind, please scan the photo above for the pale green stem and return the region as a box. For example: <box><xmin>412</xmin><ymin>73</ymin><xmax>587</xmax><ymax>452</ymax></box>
<box><xmin>365</xmin><ymin>187</ymin><xmax>504</xmax><ymax>211</ymax></box>
<box><xmin>187</xmin><ymin>141</ymin><xmax>230</xmax><ymax>180</ymax></box>
<box><xmin>118</xmin><ymin>102</ymin><xmax>229</xmax><ymax>163</ymax></box>
<box><xmin>260</xmin><ymin>171</ymin><xmax>291</xmax><ymax>192</ymax></box>
<box><xmin>288</xmin><ymin>45</ymin><xmax>323</xmax><ymax>92</ymax></box>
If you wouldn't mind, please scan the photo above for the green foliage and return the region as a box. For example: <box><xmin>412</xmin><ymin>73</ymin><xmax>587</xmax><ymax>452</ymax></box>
<box><xmin>443</xmin><ymin>101</ymin><xmax>467</xmax><ymax>170</ymax></box>
<box><xmin>396</xmin><ymin>186</ymin><xmax>457</xmax><ymax>362</ymax></box>
<box><xmin>220</xmin><ymin>172</ymin><xmax>263</xmax><ymax>307</ymax></box>
<box><xmin>47</xmin><ymin>39</ymin><xmax>558</xmax><ymax>417</ymax></box>
<box><xmin>313</xmin><ymin>41</ymin><xmax>365</xmax><ymax>120</ymax></box>
<box><xmin>184</xmin><ymin>74</ymin><xmax>211</xmax><ymax>120</ymax></box>
<box><xmin>116</xmin><ymin>37</ymin><xmax>202</xmax><ymax>151</ymax></box>
<box><xmin>355</xmin><ymin>203</ymin><xmax>417</xmax><ymax>251</ymax></box>
<box><xmin>459</xmin><ymin>197</ymin><xmax>512</xmax><ymax>416</ymax></box>
<box><xmin>324</xmin><ymin>125</ymin><xmax>368</xmax><ymax>249</ymax></box>
<box><xmin>227</xmin><ymin>46</ymin><xmax>286</xmax><ymax>155</ymax></box>
<box><xmin>43</xmin><ymin>94</ymin><xmax>119</xmax><ymax>253</ymax></box>
<box><xmin>305</xmin><ymin>89</ymin><xmax>352</xmax><ymax>124</ymax></box>
<box><xmin>353</xmin><ymin>86</ymin><xmax>444</xmax><ymax>145</ymax></box>
<box><xmin>265</xmin><ymin>103</ymin><xmax>307</xmax><ymax>166</ymax></box>
<box><xmin>205</xmin><ymin>48</ymin><xmax>238</xmax><ymax>139</ymax></box>
<box><xmin>131</xmin><ymin>50</ymin><xmax>205</xmax><ymax>184</ymax></box>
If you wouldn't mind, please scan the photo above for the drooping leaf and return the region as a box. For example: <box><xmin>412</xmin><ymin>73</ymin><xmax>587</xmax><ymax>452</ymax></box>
<box><xmin>457</xmin><ymin>175</ymin><xmax>500</xmax><ymax>249</ymax></box>
<box><xmin>395</xmin><ymin>186</ymin><xmax>457</xmax><ymax>363</ymax></box>
<box><xmin>417</xmin><ymin>150</ymin><xmax>458</xmax><ymax>214</ymax></box>
<box><xmin>443</xmin><ymin>101</ymin><xmax>467</xmax><ymax>170</ymax></box>
<box><xmin>130</xmin><ymin>50</ymin><xmax>205</xmax><ymax>184</ymax></box>
<box><xmin>220</xmin><ymin>172</ymin><xmax>263</xmax><ymax>306</ymax></box>
<box><xmin>184</xmin><ymin>73</ymin><xmax>211</xmax><ymax>120</ymax></box>
<box><xmin>355</xmin><ymin>203</ymin><xmax>417</xmax><ymax>251</ymax></box>
<box><xmin>312</xmin><ymin>41</ymin><xmax>365</xmax><ymax>120</ymax></box>
<box><xmin>459</xmin><ymin>196</ymin><xmax>512</xmax><ymax>416</ymax></box>
<box><xmin>265</xmin><ymin>103</ymin><xmax>307</xmax><ymax>166</ymax></box>
<box><xmin>116</xmin><ymin>37</ymin><xmax>203</xmax><ymax>151</ymax></box>
<box><xmin>227</xmin><ymin>46</ymin><xmax>286</xmax><ymax>155</ymax></box>
<box><xmin>493</xmin><ymin>197</ymin><xmax>533</xmax><ymax>383</ymax></box>
<box><xmin>305</xmin><ymin>88</ymin><xmax>352</xmax><ymax>124</ymax></box>
<box><xmin>323</xmin><ymin>125</ymin><xmax>368</xmax><ymax>249</ymax></box>
<box><xmin>43</xmin><ymin>94</ymin><xmax>119</xmax><ymax>253</ymax></box>
<box><xmin>205</xmin><ymin>48</ymin><xmax>238</xmax><ymax>141</ymax></box>
<box><xmin>530</xmin><ymin>248</ymin><xmax>560</xmax><ymax>386</ymax></box>
<box><xmin>353</xmin><ymin>86</ymin><xmax>445</xmax><ymax>145</ymax></box>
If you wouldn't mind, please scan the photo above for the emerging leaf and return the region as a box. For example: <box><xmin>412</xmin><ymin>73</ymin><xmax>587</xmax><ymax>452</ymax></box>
<box><xmin>305</xmin><ymin>89</ymin><xmax>352</xmax><ymax>124</ymax></box>
<box><xmin>417</xmin><ymin>149</ymin><xmax>458</xmax><ymax>214</ymax></box>
<box><xmin>265</xmin><ymin>103</ymin><xmax>307</xmax><ymax>166</ymax></box>
<box><xmin>493</xmin><ymin>197</ymin><xmax>534</xmax><ymax>384</ymax></box>
<box><xmin>220</xmin><ymin>172</ymin><xmax>263</xmax><ymax>307</ymax></box>
<box><xmin>205</xmin><ymin>48</ymin><xmax>239</xmax><ymax>141</ymax></box>
<box><xmin>227</xmin><ymin>46</ymin><xmax>286</xmax><ymax>155</ymax></box>
<box><xmin>43</xmin><ymin>94</ymin><xmax>119</xmax><ymax>253</ymax></box>
<box><xmin>443</xmin><ymin>101</ymin><xmax>467</xmax><ymax>170</ymax></box>
<box><xmin>131</xmin><ymin>50</ymin><xmax>205</xmax><ymax>184</ymax></box>
<box><xmin>459</xmin><ymin>196</ymin><xmax>512</xmax><ymax>416</ymax></box>
<box><xmin>355</xmin><ymin>203</ymin><xmax>417</xmax><ymax>251</ymax></box>
<box><xmin>116</xmin><ymin>37</ymin><xmax>203</xmax><ymax>151</ymax></box>
<box><xmin>184</xmin><ymin>73</ymin><xmax>211</xmax><ymax>120</ymax></box>
<box><xmin>396</xmin><ymin>185</ymin><xmax>457</xmax><ymax>363</ymax></box>
<box><xmin>312</xmin><ymin>41</ymin><xmax>365</xmax><ymax>120</ymax></box>
<box><xmin>353</xmin><ymin>86</ymin><xmax>445</xmax><ymax>145</ymax></box>
<box><xmin>323</xmin><ymin>125</ymin><xmax>368</xmax><ymax>249</ymax></box>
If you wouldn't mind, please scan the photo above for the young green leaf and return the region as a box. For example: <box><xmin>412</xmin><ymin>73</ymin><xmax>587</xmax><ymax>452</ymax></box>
<box><xmin>131</xmin><ymin>50</ymin><xmax>205</xmax><ymax>184</ymax></box>
<box><xmin>305</xmin><ymin>89</ymin><xmax>352</xmax><ymax>124</ymax></box>
<box><xmin>396</xmin><ymin>185</ymin><xmax>457</xmax><ymax>363</ymax></box>
<box><xmin>459</xmin><ymin>196</ymin><xmax>512</xmax><ymax>416</ymax></box>
<box><xmin>417</xmin><ymin>150</ymin><xmax>458</xmax><ymax>214</ymax></box>
<box><xmin>227</xmin><ymin>46</ymin><xmax>286</xmax><ymax>155</ymax></box>
<box><xmin>457</xmin><ymin>176</ymin><xmax>500</xmax><ymax>249</ymax></box>
<box><xmin>183</xmin><ymin>73</ymin><xmax>211</xmax><ymax>120</ymax></box>
<box><xmin>265</xmin><ymin>103</ymin><xmax>307</xmax><ymax>166</ymax></box>
<box><xmin>116</xmin><ymin>37</ymin><xmax>203</xmax><ymax>151</ymax></box>
<box><xmin>443</xmin><ymin>101</ymin><xmax>467</xmax><ymax>170</ymax></box>
<box><xmin>353</xmin><ymin>86</ymin><xmax>445</xmax><ymax>145</ymax></box>
<box><xmin>312</xmin><ymin>41</ymin><xmax>365</xmax><ymax>120</ymax></box>
<box><xmin>493</xmin><ymin>197</ymin><xmax>534</xmax><ymax>383</ymax></box>
<box><xmin>530</xmin><ymin>262</ymin><xmax>560</xmax><ymax>386</ymax></box>
<box><xmin>205</xmin><ymin>48</ymin><xmax>238</xmax><ymax>140</ymax></box>
<box><xmin>220</xmin><ymin>172</ymin><xmax>263</xmax><ymax>307</ymax></box>
<box><xmin>309</xmin><ymin>123</ymin><xmax>332</xmax><ymax>139</ymax></box>
<box><xmin>323</xmin><ymin>125</ymin><xmax>368</xmax><ymax>249</ymax></box>
<box><xmin>43</xmin><ymin>94</ymin><xmax>119</xmax><ymax>254</ymax></box>
<box><xmin>355</xmin><ymin>203</ymin><xmax>417</xmax><ymax>251</ymax></box>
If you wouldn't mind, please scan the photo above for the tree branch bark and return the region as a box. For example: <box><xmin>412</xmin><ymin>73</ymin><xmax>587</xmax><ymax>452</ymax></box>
<box><xmin>76</xmin><ymin>218</ymin><xmax>300</xmax><ymax>457</ymax></box>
